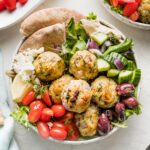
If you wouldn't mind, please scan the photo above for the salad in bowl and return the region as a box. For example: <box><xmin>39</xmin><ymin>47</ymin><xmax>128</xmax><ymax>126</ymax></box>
<box><xmin>8</xmin><ymin>8</ymin><xmax>141</xmax><ymax>143</ymax></box>
<box><xmin>103</xmin><ymin>0</ymin><xmax>150</xmax><ymax>29</ymax></box>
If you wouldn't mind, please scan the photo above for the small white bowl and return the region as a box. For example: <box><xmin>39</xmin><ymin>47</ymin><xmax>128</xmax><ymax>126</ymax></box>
<box><xmin>103</xmin><ymin>3</ymin><xmax>150</xmax><ymax>30</ymax></box>
<box><xmin>8</xmin><ymin>18</ymin><xmax>140</xmax><ymax>145</ymax></box>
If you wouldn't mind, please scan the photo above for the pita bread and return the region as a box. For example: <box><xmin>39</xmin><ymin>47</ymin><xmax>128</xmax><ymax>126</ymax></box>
<box><xmin>19</xmin><ymin>23</ymin><xmax>66</xmax><ymax>52</ymax></box>
<box><xmin>20</xmin><ymin>7</ymin><xmax>86</xmax><ymax>37</ymax></box>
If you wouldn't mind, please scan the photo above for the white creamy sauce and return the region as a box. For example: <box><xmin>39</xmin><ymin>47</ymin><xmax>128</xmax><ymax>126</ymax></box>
<box><xmin>12</xmin><ymin>47</ymin><xmax>44</xmax><ymax>81</ymax></box>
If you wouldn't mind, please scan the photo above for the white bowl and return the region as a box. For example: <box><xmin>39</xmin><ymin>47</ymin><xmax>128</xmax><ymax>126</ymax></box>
<box><xmin>9</xmin><ymin>18</ymin><xmax>140</xmax><ymax>144</ymax></box>
<box><xmin>103</xmin><ymin>3</ymin><xmax>150</xmax><ymax>30</ymax></box>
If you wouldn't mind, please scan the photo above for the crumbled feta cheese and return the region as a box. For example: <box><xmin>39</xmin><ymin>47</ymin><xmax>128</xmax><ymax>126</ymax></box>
<box><xmin>12</xmin><ymin>47</ymin><xmax>44</xmax><ymax>81</ymax></box>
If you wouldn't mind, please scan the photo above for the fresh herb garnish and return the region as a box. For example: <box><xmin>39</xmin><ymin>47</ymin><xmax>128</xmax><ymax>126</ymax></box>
<box><xmin>111</xmin><ymin>121</ymin><xmax>128</xmax><ymax>128</ymax></box>
<box><xmin>111</xmin><ymin>6</ymin><xmax>123</xmax><ymax>15</ymax></box>
<box><xmin>87</xmin><ymin>12</ymin><xmax>97</xmax><ymax>20</ymax></box>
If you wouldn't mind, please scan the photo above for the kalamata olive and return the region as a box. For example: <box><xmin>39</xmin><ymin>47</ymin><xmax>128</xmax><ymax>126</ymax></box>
<box><xmin>115</xmin><ymin>102</ymin><xmax>126</xmax><ymax>121</ymax></box>
<box><xmin>101</xmin><ymin>41</ymin><xmax>113</xmax><ymax>53</ymax></box>
<box><xmin>115</xmin><ymin>102</ymin><xmax>125</xmax><ymax>114</ymax></box>
<box><xmin>104</xmin><ymin>110</ymin><xmax>113</xmax><ymax>120</ymax></box>
<box><xmin>97</xmin><ymin>113</ymin><xmax>111</xmax><ymax>135</ymax></box>
<box><xmin>116</xmin><ymin>83</ymin><xmax>135</xmax><ymax>96</ymax></box>
<box><xmin>123</xmin><ymin>97</ymin><xmax>139</xmax><ymax>109</ymax></box>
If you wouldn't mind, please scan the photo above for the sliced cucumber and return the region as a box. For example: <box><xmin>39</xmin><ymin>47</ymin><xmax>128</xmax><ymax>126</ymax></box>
<box><xmin>130</xmin><ymin>69</ymin><xmax>141</xmax><ymax>86</ymax></box>
<box><xmin>91</xmin><ymin>32</ymin><xmax>108</xmax><ymax>45</ymax></box>
<box><xmin>126</xmin><ymin>61</ymin><xmax>136</xmax><ymax>70</ymax></box>
<box><xmin>97</xmin><ymin>58</ymin><xmax>110</xmax><ymax>72</ymax></box>
<box><xmin>118</xmin><ymin>70</ymin><xmax>133</xmax><ymax>84</ymax></box>
<box><xmin>107</xmin><ymin>69</ymin><xmax>120</xmax><ymax>77</ymax></box>
<box><xmin>104</xmin><ymin>52</ymin><xmax>128</xmax><ymax>68</ymax></box>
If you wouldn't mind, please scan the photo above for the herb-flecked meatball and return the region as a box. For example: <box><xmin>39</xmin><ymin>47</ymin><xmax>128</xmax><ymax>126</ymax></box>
<box><xmin>91</xmin><ymin>76</ymin><xmax>118</xmax><ymax>108</ymax></box>
<box><xmin>61</xmin><ymin>80</ymin><xmax>92</xmax><ymax>113</ymax></box>
<box><xmin>138</xmin><ymin>0</ymin><xmax>150</xmax><ymax>23</ymax></box>
<box><xmin>69</xmin><ymin>50</ymin><xmax>98</xmax><ymax>80</ymax></box>
<box><xmin>75</xmin><ymin>104</ymin><xmax>99</xmax><ymax>136</ymax></box>
<box><xmin>49</xmin><ymin>75</ymin><xmax>74</xmax><ymax>104</ymax></box>
<box><xmin>33</xmin><ymin>52</ymin><xmax>65</xmax><ymax>81</ymax></box>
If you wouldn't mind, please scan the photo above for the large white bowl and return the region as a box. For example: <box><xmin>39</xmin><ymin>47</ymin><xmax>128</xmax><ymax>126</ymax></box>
<box><xmin>103</xmin><ymin>3</ymin><xmax>150</xmax><ymax>30</ymax></box>
<box><xmin>9</xmin><ymin>18</ymin><xmax>139</xmax><ymax>144</ymax></box>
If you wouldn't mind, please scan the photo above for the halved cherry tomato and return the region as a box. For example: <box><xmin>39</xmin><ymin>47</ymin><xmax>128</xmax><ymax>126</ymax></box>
<box><xmin>19</xmin><ymin>0</ymin><xmax>28</xmax><ymax>5</ymax></box>
<box><xmin>28</xmin><ymin>101</ymin><xmax>45</xmax><ymax>123</ymax></box>
<box><xmin>110</xmin><ymin>0</ymin><xmax>118</xmax><ymax>7</ymax></box>
<box><xmin>65</xmin><ymin>123</ymin><xmax>79</xmax><ymax>141</ymax></box>
<box><xmin>129</xmin><ymin>11</ymin><xmax>139</xmax><ymax>21</ymax></box>
<box><xmin>52</xmin><ymin>122</ymin><xmax>66</xmax><ymax>130</ymax></box>
<box><xmin>37</xmin><ymin>121</ymin><xmax>50</xmax><ymax>138</ymax></box>
<box><xmin>3</xmin><ymin>0</ymin><xmax>16</xmax><ymax>11</ymax></box>
<box><xmin>49</xmin><ymin>127</ymin><xmax>67</xmax><ymax>140</ymax></box>
<box><xmin>22</xmin><ymin>91</ymin><xmax>35</xmax><ymax>106</ymax></box>
<box><xmin>41</xmin><ymin>89</ymin><xmax>52</xmax><ymax>106</ymax></box>
<box><xmin>40</xmin><ymin>108</ymin><xmax>54</xmax><ymax>122</ymax></box>
<box><xmin>0</xmin><ymin>0</ymin><xmax>5</xmax><ymax>11</ymax></box>
<box><xmin>123</xmin><ymin>2</ymin><xmax>138</xmax><ymax>16</ymax></box>
<box><xmin>51</xmin><ymin>105</ymin><xmax>66</xmax><ymax>118</ymax></box>
<box><xmin>58</xmin><ymin>112</ymin><xmax>74</xmax><ymax>123</ymax></box>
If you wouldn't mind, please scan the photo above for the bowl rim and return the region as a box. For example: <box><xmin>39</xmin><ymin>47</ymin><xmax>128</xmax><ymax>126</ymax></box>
<box><xmin>103</xmin><ymin>3</ymin><xmax>150</xmax><ymax>30</ymax></box>
<box><xmin>8</xmin><ymin>17</ymin><xmax>140</xmax><ymax>145</ymax></box>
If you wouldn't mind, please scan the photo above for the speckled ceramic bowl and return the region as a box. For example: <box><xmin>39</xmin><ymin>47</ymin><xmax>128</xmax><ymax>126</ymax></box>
<box><xmin>103</xmin><ymin>3</ymin><xmax>150</xmax><ymax>30</ymax></box>
<box><xmin>9</xmin><ymin>17</ymin><xmax>140</xmax><ymax>144</ymax></box>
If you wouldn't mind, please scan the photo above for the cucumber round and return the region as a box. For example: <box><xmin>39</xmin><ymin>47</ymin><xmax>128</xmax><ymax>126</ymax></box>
<box><xmin>97</xmin><ymin>58</ymin><xmax>110</xmax><ymax>72</ymax></box>
<box><xmin>130</xmin><ymin>69</ymin><xmax>141</xmax><ymax>86</ymax></box>
<box><xmin>118</xmin><ymin>70</ymin><xmax>133</xmax><ymax>84</ymax></box>
<box><xmin>107</xmin><ymin>69</ymin><xmax>120</xmax><ymax>77</ymax></box>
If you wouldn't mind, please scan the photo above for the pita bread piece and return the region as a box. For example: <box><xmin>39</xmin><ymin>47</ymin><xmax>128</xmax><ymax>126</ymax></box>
<box><xmin>20</xmin><ymin>7</ymin><xmax>86</xmax><ymax>37</ymax></box>
<box><xmin>19</xmin><ymin>23</ymin><xmax>66</xmax><ymax>52</ymax></box>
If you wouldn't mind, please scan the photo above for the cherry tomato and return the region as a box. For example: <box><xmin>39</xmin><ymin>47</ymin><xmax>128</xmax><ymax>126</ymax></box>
<box><xmin>52</xmin><ymin>122</ymin><xmax>66</xmax><ymax>130</ymax></box>
<box><xmin>30</xmin><ymin>100</ymin><xmax>45</xmax><ymax>110</ymax></box>
<box><xmin>51</xmin><ymin>105</ymin><xmax>66</xmax><ymax>118</ymax></box>
<box><xmin>37</xmin><ymin>121</ymin><xmax>50</xmax><ymax>138</ymax></box>
<box><xmin>19</xmin><ymin>0</ymin><xmax>28</xmax><ymax>5</ymax></box>
<box><xmin>22</xmin><ymin>91</ymin><xmax>35</xmax><ymax>106</ymax></box>
<box><xmin>28</xmin><ymin>101</ymin><xmax>45</xmax><ymax>123</ymax></box>
<box><xmin>40</xmin><ymin>108</ymin><xmax>54</xmax><ymax>122</ymax></box>
<box><xmin>118</xmin><ymin>0</ymin><xmax>135</xmax><ymax>4</ymax></box>
<box><xmin>123</xmin><ymin>2</ymin><xmax>138</xmax><ymax>17</ymax></box>
<box><xmin>3</xmin><ymin>0</ymin><xmax>16</xmax><ymax>11</ymax></box>
<box><xmin>110</xmin><ymin>0</ymin><xmax>118</xmax><ymax>7</ymax></box>
<box><xmin>0</xmin><ymin>0</ymin><xmax>5</xmax><ymax>11</ymax></box>
<box><xmin>129</xmin><ymin>11</ymin><xmax>139</xmax><ymax>21</ymax></box>
<box><xmin>49</xmin><ymin>127</ymin><xmax>67</xmax><ymax>140</ymax></box>
<box><xmin>65</xmin><ymin>123</ymin><xmax>79</xmax><ymax>141</ymax></box>
<box><xmin>58</xmin><ymin>112</ymin><xmax>74</xmax><ymax>123</ymax></box>
<box><xmin>41</xmin><ymin>89</ymin><xmax>52</xmax><ymax>106</ymax></box>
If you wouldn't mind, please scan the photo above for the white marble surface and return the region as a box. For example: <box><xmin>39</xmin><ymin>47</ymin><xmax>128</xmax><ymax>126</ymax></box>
<box><xmin>0</xmin><ymin>0</ymin><xmax>150</xmax><ymax>150</ymax></box>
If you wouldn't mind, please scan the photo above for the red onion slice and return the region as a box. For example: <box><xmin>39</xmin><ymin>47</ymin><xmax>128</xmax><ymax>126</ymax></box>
<box><xmin>114</xmin><ymin>59</ymin><xmax>124</xmax><ymax>70</ymax></box>
<box><xmin>87</xmin><ymin>40</ymin><xmax>99</xmax><ymax>50</ymax></box>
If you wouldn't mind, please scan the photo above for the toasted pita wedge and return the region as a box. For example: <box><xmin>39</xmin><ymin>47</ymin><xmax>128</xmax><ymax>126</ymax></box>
<box><xmin>20</xmin><ymin>7</ymin><xmax>86</xmax><ymax>37</ymax></box>
<box><xmin>19</xmin><ymin>23</ymin><xmax>66</xmax><ymax>52</ymax></box>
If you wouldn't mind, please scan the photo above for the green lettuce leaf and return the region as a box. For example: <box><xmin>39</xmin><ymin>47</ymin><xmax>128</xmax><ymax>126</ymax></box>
<box><xmin>10</xmin><ymin>106</ymin><xmax>32</xmax><ymax>128</ymax></box>
<box><xmin>125</xmin><ymin>105</ymin><xmax>142</xmax><ymax>118</ymax></box>
<box><xmin>111</xmin><ymin>121</ymin><xmax>128</xmax><ymax>128</ymax></box>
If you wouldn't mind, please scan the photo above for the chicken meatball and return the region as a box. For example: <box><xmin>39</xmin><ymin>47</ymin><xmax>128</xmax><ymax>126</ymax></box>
<box><xmin>69</xmin><ymin>50</ymin><xmax>98</xmax><ymax>80</ymax></box>
<box><xmin>138</xmin><ymin>0</ymin><xmax>150</xmax><ymax>23</ymax></box>
<box><xmin>61</xmin><ymin>80</ymin><xmax>92</xmax><ymax>113</ymax></box>
<box><xmin>49</xmin><ymin>75</ymin><xmax>74</xmax><ymax>104</ymax></box>
<box><xmin>33</xmin><ymin>51</ymin><xmax>65</xmax><ymax>81</ymax></box>
<box><xmin>75</xmin><ymin>104</ymin><xmax>99</xmax><ymax>137</ymax></box>
<box><xmin>91</xmin><ymin>76</ymin><xmax>118</xmax><ymax>108</ymax></box>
